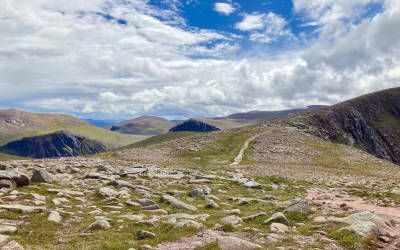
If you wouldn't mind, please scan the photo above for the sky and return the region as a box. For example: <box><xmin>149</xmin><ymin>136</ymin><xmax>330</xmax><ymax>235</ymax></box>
<box><xmin>1</xmin><ymin>0</ymin><xmax>399</xmax><ymax>120</ymax></box>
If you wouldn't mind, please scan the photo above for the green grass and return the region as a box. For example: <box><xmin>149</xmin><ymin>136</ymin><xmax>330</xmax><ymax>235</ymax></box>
<box><xmin>0</xmin><ymin>152</ymin><xmax>26</xmax><ymax>161</ymax></box>
<box><xmin>120</xmin><ymin>132</ymin><xmax>195</xmax><ymax>149</ymax></box>
<box><xmin>178</xmin><ymin>129</ymin><xmax>257</xmax><ymax>168</ymax></box>
<box><xmin>197</xmin><ymin>242</ymin><xmax>219</xmax><ymax>250</ymax></box>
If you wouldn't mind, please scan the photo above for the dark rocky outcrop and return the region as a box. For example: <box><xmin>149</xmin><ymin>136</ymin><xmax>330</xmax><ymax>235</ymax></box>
<box><xmin>0</xmin><ymin>131</ymin><xmax>107</xmax><ymax>159</ymax></box>
<box><xmin>289</xmin><ymin>87</ymin><xmax>400</xmax><ymax>164</ymax></box>
<box><xmin>169</xmin><ymin>119</ymin><xmax>220</xmax><ymax>133</ymax></box>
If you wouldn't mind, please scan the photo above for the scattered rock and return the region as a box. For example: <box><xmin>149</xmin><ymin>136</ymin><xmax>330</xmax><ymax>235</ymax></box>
<box><xmin>1</xmin><ymin>240</ymin><xmax>24</xmax><ymax>250</ymax></box>
<box><xmin>262</xmin><ymin>212</ymin><xmax>290</xmax><ymax>226</ymax></box>
<box><xmin>217</xmin><ymin>236</ymin><xmax>262</xmax><ymax>250</ymax></box>
<box><xmin>284</xmin><ymin>198</ymin><xmax>310</xmax><ymax>214</ymax></box>
<box><xmin>83</xmin><ymin>219</ymin><xmax>111</xmax><ymax>232</ymax></box>
<box><xmin>242</xmin><ymin>212</ymin><xmax>267</xmax><ymax>221</ymax></box>
<box><xmin>48</xmin><ymin>211</ymin><xmax>62</xmax><ymax>223</ymax></box>
<box><xmin>220</xmin><ymin>215</ymin><xmax>243</xmax><ymax>227</ymax></box>
<box><xmin>0</xmin><ymin>170</ymin><xmax>30</xmax><ymax>187</ymax></box>
<box><xmin>0</xmin><ymin>204</ymin><xmax>46</xmax><ymax>213</ymax></box>
<box><xmin>0</xmin><ymin>225</ymin><xmax>17</xmax><ymax>234</ymax></box>
<box><xmin>137</xmin><ymin>230</ymin><xmax>156</xmax><ymax>240</ymax></box>
<box><xmin>270</xmin><ymin>223</ymin><xmax>289</xmax><ymax>234</ymax></box>
<box><xmin>31</xmin><ymin>169</ymin><xmax>54</xmax><ymax>183</ymax></box>
<box><xmin>174</xmin><ymin>219</ymin><xmax>203</xmax><ymax>229</ymax></box>
<box><xmin>243</xmin><ymin>180</ymin><xmax>262</xmax><ymax>189</ymax></box>
<box><xmin>161</xmin><ymin>195</ymin><xmax>197</xmax><ymax>211</ymax></box>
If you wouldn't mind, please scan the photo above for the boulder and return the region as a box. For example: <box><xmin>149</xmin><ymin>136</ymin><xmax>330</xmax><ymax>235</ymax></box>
<box><xmin>0</xmin><ymin>170</ymin><xmax>30</xmax><ymax>187</ymax></box>
<box><xmin>161</xmin><ymin>195</ymin><xmax>197</xmax><ymax>211</ymax></box>
<box><xmin>262</xmin><ymin>212</ymin><xmax>290</xmax><ymax>226</ymax></box>
<box><xmin>137</xmin><ymin>230</ymin><xmax>156</xmax><ymax>240</ymax></box>
<box><xmin>270</xmin><ymin>223</ymin><xmax>289</xmax><ymax>234</ymax></box>
<box><xmin>83</xmin><ymin>219</ymin><xmax>111</xmax><ymax>232</ymax></box>
<box><xmin>0</xmin><ymin>225</ymin><xmax>17</xmax><ymax>234</ymax></box>
<box><xmin>31</xmin><ymin>169</ymin><xmax>54</xmax><ymax>183</ymax></box>
<box><xmin>220</xmin><ymin>215</ymin><xmax>243</xmax><ymax>227</ymax></box>
<box><xmin>217</xmin><ymin>236</ymin><xmax>262</xmax><ymax>250</ymax></box>
<box><xmin>1</xmin><ymin>240</ymin><xmax>24</xmax><ymax>250</ymax></box>
<box><xmin>284</xmin><ymin>198</ymin><xmax>310</xmax><ymax>214</ymax></box>
<box><xmin>0</xmin><ymin>204</ymin><xmax>46</xmax><ymax>213</ymax></box>
<box><xmin>48</xmin><ymin>211</ymin><xmax>62</xmax><ymax>223</ymax></box>
<box><xmin>174</xmin><ymin>219</ymin><xmax>203</xmax><ymax>229</ymax></box>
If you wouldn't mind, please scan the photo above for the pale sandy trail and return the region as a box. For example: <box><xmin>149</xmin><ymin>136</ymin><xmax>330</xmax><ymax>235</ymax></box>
<box><xmin>231</xmin><ymin>133</ymin><xmax>264</xmax><ymax>166</ymax></box>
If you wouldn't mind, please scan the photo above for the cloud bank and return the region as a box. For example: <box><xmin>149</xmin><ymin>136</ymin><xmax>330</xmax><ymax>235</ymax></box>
<box><xmin>0</xmin><ymin>0</ymin><xmax>399</xmax><ymax>119</ymax></box>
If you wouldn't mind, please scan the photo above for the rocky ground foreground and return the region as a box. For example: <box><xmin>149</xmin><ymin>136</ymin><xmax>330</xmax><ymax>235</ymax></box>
<box><xmin>1</xmin><ymin>156</ymin><xmax>400</xmax><ymax>249</ymax></box>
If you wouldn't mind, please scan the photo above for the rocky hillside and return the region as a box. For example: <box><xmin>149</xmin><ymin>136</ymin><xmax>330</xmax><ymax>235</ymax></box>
<box><xmin>288</xmin><ymin>87</ymin><xmax>400</xmax><ymax>164</ymax></box>
<box><xmin>111</xmin><ymin>116</ymin><xmax>175</xmax><ymax>136</ymax></box>
<box><xmin>0</xmin><ymin>109</ymin><xmax>145</xmax><ymax>147</ymax></box>
<box><xmin>221</xmin><ymin>105</ymin><xmax>326</xmax><ymax>122</ymax></box>
<box><xmin>0</xmin><ymin>131</ymin><xmax>107</xmax><ymax>158</ymax></box>
<box><xmin>169</xmin><ymin>119</ymin><xmax>221</xmax><ymax>133</ymax></box>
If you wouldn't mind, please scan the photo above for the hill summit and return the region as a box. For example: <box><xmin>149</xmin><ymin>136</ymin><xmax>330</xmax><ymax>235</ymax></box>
<box><xmin>169</xmin><ymin>119</ymin><xmax>220</xmax><ymax>133</ymax></box>
<box><xmin>0</xmin><ymin>131</ymin><xmax>107</xmax><ymax>158</ymax></box>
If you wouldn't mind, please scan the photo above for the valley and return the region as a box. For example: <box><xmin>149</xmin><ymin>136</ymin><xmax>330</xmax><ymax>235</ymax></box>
<box><xmin>0</xmin><ymin>88</ymin><xmax>400</xmax><ymax>249</ymax></box>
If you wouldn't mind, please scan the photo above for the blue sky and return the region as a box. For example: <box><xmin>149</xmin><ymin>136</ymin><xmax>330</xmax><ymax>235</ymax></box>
<box><xmin>0</xmin><ymin>0</ymin><xmax>399</xmax><ymax>119</ymax></box>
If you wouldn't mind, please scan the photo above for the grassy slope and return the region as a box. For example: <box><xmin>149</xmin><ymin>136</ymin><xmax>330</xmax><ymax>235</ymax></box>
<box><xmin>0</xmin><ymin>109</ymin><xmax>147</xmax><ymax>148</ymax></box>
<box><xmin>198</xmin><ymin>118</ymin><xmax>255</xmax><ymax>130</ymax></box>
<box><xmin>0</xmin><ymin>152</ymin><xmax>26</xmax><ymax>161</ymax></box>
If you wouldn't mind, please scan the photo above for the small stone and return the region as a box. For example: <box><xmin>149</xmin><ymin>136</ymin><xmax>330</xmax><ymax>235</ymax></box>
<box><xmin>48</xmin><ymin>211</ymin><xmax>62</xmax><ymax>223</ymax></box>
<box><xmin>217</xmin><ymin>236</ymin><xmax>262</xmax><ymax>250</ymax></box>
<box><xmin>1</xmin><ymin>240</ymin><xmax>24</xmax><ymax>250</ymax></box>
<box><xmin>0</xmin><ymin>204</ymin><xmax>46</xmax><ymax>213</ymax></box>
<box><xmin>243</xmin><ymin>180</ymin><xmax>262</xmax><ymax>189</ymax></box>
<box><xmin>161</xmin><ymin>195</ymin><xmax>197</xmax><ymax>211</ymax></box>
<box><xmin>270</xmin><ymin>223</ymin><xmax>289</xmax><ymax>234</ymax></box>
<box><xmin>262</xmin><ymin>212</ymin><xmax>290</xmax><ymax>226</ymax></box>
<box><xmin>0</xmin><ymin>234</ymin><xmax>10</xmax><ymax>244</ymax></box>
<box><xmin>284</xmin><ymin>198</ymin><xmax>310</xmax><ymax>214</ymax></box>
<box><xmin>174</xmin><ymin>219</ymin><xmax>203</xmax><ymax>229</ymax></box>
<box><xmin>31</xmin><ymin>169</ymin><xmax>54</xmax><ymax>183</ymax></box>
<box><xmin>242</xmin><ymin>212</ymin><xmax>267</xmax><ymax>221</ymax></box>
<box><xmin>137</xmin><ymin>230</ymin><xmax>156</xmax><ymax>240</ymax></box>
<box><xmin>0</xmin><ymin>225</ymin><xmax>17</xmax><ymax>234</ymax></box>
<box><xmin>84</xmin><ymin>219</ymin><xmax>111</xmax><ymax>232</ymax></box>
<box><xmin>220</xmin><ymin>215</ymin><xmax>243</xmax><ymax>227</ymax></box>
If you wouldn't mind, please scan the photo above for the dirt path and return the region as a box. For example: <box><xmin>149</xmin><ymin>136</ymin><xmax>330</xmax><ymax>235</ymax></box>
<box><xmin>230</xmin><ymin>133</ymin><xmax>264</xmax><ymax>166</ymax></box>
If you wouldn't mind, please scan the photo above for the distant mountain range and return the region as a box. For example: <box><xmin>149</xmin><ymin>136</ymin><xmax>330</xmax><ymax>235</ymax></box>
<box><xmin>84</xmin><ymin>119</ymin><xmax>121</xmax><ymax>128</ymax></box>
<box><xmin>0</xmin><ymin>109</ymin><xmax>146</xmax><ymax>148</ymax></box>
<box><xmin>110</xmin><ymin>116</ymin><xmax>176</xmax><ymax>136</ymax></box>
<box><xmin>0</xmin><ymin>131</ymin><xmax>107</xmax><ymax>159</ymax></box>
<box><xmin>104</xmin><ymin>106</ymin><xmax>327</xmax><ymax>135</ymax></box>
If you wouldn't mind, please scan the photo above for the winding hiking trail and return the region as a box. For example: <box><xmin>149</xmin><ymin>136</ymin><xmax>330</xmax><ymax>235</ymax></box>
<box><xmin>231</xmin><ymin>133</ymin><xmax>264</xmax><ymax>166</ymax></box>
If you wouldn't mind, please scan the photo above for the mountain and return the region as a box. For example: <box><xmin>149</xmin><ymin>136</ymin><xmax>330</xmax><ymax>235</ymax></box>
<box><xmin>169</xmin><ymin>119</ymin><xmax>220</xmax><ymax>133</ymax></box>
<box><xmin>85</xmin><ymin>119</ymin><xmax>121</xmax><ymax>128</ymax></box>
<box><xmin>286</xmin><ymin>87</ymin><xmax>400</xmax><ymax>164</ymax></box>
<box><xmin>0</xmin><ymin>131</ymin><xmax>107</xmax><ymax>158</ymax></box>
<box><xmin>0</xmin><ymin>109</ymin><xmax>146</xmax><ymax>148</ymax></box>
<box><xmin>110</xmin><ymin>116</ymin><xmax>176</xmax><ymax>136</ymax></box>
<box><xmin>217</xmin><ymin>105</ymin><xmax>327</xmax><ymax>122</ymax></box>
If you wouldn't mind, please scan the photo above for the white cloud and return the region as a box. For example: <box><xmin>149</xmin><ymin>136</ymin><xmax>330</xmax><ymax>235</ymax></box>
<box><xmin>214</xmin><ymin>2</ymin><xmax>235</xmax><ymax>16</ymax></box>
<box><xmin>0</xmin><ymin>0</ymin><xmax>399</xmax><ymax>119</ymax></box>
<box><xmin>235</xmin><ymin>12</ymin><xmax>293</xmax><ymax>43</ymax></box>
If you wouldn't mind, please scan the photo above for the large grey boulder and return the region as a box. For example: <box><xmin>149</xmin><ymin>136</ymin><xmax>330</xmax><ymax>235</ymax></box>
<box><xmin>83</xmin><ymin>219</ymin><xmax>111</xmax><ymax>232</ymax></box>
<box><xmin>327</xmin><ymin>211</ymin><xmax>397</xmax><ymax>238</ymax></box>
<box><xmin>217</xmin><ymin>236</ymin><xmax>262</xmax><ymax>250</ymax></box>
<box><xmin>284</xmin><ymin>198</ymin><xmax>310</xmax><ymax>214</ymax></box>
<box><xmin>161</xmin><ymin>195</ymin><xmax>197</xmax><ymax>211</ymax></box>
<box><xmin>0</xmin><ymin>170</ymin><xmax>30</xmax><ymax>187</ymax></box>
<box><xmin>0</xmin><ymin>204</ymin><xmax>46</xmax><ymax>213</ymax></box>
<box><xmin>31</xmin><ymin>169</ymin><xmax>54</xmax><ymax>183</ymax></box>
<box><xmin>220</xmin><ymin>215</ymin><xmax>243</xmax><ymax>227</ymax></box>
<box><xmin>262</xmin><ymin>212</ymin><xmax>290</xmax><ymax>226</ymax></box>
